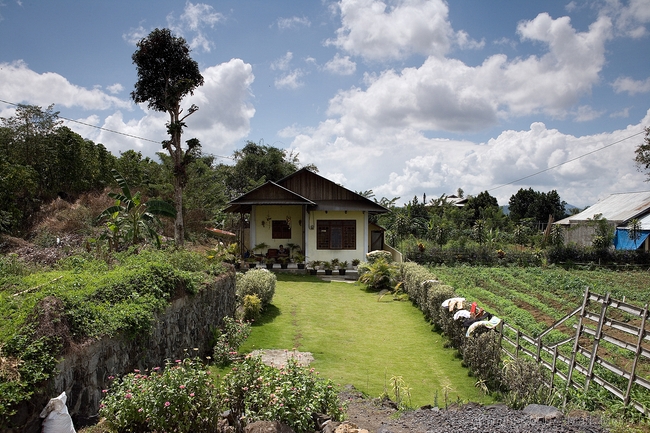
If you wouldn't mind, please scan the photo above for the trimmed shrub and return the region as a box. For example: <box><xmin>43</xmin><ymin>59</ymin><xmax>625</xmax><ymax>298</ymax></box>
<box><xmin>241</xmin><ymin>294</ymin><xmax>262</xmax><ymax>322</ymax></box>
<box><xmin>462</xmin><ymin>331</ymin><xmax>503</xmax><ymax>391</ymax></box>
<box><xmin>237</xmin><ymin>269</ymin><xmax>276</xmax><ymax>307</ymax></box>
<box><xmin>366</xmin><ymin>250</ymin><xmax>393</xmax><ymax>263</ymax></box>
<box><xmin>502</xmin><ymin>357</ymin><xmax>553</xmax><ymax>409</ymax></box>
<box><xmin>425</xmin><ymin>283</ymin><xmax>455</xmax><ymax>329</ymax></box>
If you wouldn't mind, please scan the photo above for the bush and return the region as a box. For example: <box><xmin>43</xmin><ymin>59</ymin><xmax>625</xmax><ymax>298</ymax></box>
<box><xmin>223</xmin><ymin>356</ymin><xmax>344</xmax><ymax>433</ymax></box>
<box><xmin>358</xmin><ymin>258</ymin><xmax>398</xmax><ymax>292</ymax></box>
<box><xmin>237</xmin><ymin>269</ymin><xmax>276</xmax><ymax>307</ymax></box>
<box><xmin>366</xmin><ymin>250</ymin><xmax>393</xmax><ymax>263</ymax></box>
<box><xmin>241</xmin><ymin>294</ymin><xmax>262</xmax><ymax>322</ymax></box>
<box><xmin>502</xmin><ymin>357</ymin><xmax>552</xmax><ymax>409</ymax></box>
<box><xmin>462</xmin><ymin>331</ymin><xmax>503</xmax><ymax>391</ymax></box>
<box><xmin>99</xmin><ymin>358</ymin><xmax>222</xmax><ymax>433</ymax></box>
<box><xmin>213</xmin><ymin>316</ymin><xmax>251</xmax><ymax>367</ymax></box>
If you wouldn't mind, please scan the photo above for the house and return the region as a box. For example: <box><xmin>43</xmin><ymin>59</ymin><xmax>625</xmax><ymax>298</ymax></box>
<box><xmin>554</xmin><ymin>191</ymin><xmax>650</xmax><ymax>250</ymax></box>
<box><xmin>223</xmin><ymin>168</ymin><xmax>397</xmax><ymax>264</ymax></box>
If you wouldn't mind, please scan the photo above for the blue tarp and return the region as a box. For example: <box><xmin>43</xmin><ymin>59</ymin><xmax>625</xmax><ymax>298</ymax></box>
<box><xmin>614</xmin><ymin>229</ymin><xmax>650</xmax><ymax>250</ymax></box>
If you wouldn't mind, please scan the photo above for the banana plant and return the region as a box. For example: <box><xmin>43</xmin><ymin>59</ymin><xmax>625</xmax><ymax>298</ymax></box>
<box><xmin>96</xmin><ymin>169</ymin><xmax>176</xmax><ymax>250</ymax></box>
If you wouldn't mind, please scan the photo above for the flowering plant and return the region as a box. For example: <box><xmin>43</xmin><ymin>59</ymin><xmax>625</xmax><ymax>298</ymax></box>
<box><xmin>223</xmin><ymin>355</ymin><xmax>345</xmax><ymax>433</ymax></box>
<box><xmin>99</xmin><ymin>358</ymin><xmax>222</xmax><ymax>433</ymax></box>
<box><xmin>213</xmin><ymin>316</ymin><xmax>251</xmax><ymax>366</ymax></box>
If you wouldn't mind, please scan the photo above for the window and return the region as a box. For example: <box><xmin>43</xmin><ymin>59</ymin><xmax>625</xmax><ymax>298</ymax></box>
<box><xmin>272</xmin><ymin>220</ymin><xmax>291</xmax><ymax>239</ymax></box>
<box><xmin>317</xmin><ymin>220</ymin><xmax>356</xmax><ymax>249</ymax></box>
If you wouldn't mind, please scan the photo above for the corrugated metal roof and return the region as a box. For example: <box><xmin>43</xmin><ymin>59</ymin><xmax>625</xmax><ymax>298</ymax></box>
<box><xmin>555</xmin><ymin>191</ymin><xmax>650</xmax><ymax>225</ymax></box>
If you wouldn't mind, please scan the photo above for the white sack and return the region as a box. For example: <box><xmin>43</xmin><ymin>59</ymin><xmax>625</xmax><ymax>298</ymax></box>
<box><xmin>40</xmin><ymin>391</ymin><xmax>76</xmax><ymax>433</ymax></box>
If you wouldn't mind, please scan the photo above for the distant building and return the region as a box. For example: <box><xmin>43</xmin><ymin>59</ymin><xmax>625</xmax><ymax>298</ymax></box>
<box><xmin>554</xmin><ymin>191</ymin><xmax>650</xmax><ymax>250</ymax></box>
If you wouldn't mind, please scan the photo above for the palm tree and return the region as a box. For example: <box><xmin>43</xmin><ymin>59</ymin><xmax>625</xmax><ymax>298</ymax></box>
<box><xmin>96</xmin><ymin>169</ymin><xmax>176</xmax><ymax>250</ymax></box>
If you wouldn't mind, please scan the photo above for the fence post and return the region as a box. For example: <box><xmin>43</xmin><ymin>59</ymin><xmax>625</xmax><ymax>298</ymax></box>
<box><xmin>515</xmin><ymin>329</ymin><xmax>520</xmax><ymax>359</ymax></box>
<box><xmin>585</xmin><ymin>293</ymin><xmax>610</xmax><ymax>393</ymax></box>
<box><xmin>551</xmin><ymin>345</ymin><xmax>558</xmax><ymax>394</ymax></box>
<box><xmin>624</xmin><ymin>303</ymin><xmax>649</xmax><ymax>407</ymax></box>
<box><xmin>564</xmin><ymin>287</ymin><xmax>590</xmax><ymax>407</ymax></box>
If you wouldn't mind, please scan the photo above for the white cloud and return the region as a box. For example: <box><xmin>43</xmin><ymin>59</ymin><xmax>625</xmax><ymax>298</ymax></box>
<box><xmin>276</xmin><ymin>16</ymin><xmax>311</xmax><ymax>30</ymax></box>
<box><xmin>0</xmin><ymin>60</ymin><xmax>131</xmax><ymax>110</ymax></box>
<box><xmin>610</xmin><ymin>107</ymin><xmax>631</xmax><ymax>118</ymax></box>
<box><xmin>275</xmin><ymin>70</ymin><xmax>305</xmax><ymax>90</ymax></box>
<box><xmin>613</xmin><ymin>75</ymin><xmax>650</xmax><ymax>95</ymax></box>
<box><xmin>87</xmin><ymin>59</ymin><xmax>255</xmax><ymax>157</ymax></box>
<box><xmin>165</xmin><ymin>2</ymin><xmax>224</xmax><ymax>52</ymax></box>
<box><xmin>573</xmin><ymin>105</ymin><xmax>605</xmax><ymax>122</ymax></box>
<box><xmin>271</xmin><ymin>52</ymin><xmax>293</xmax><ymax>71</ymax></box>
<box><xmin>324</xmin><ymin>54</ymin><xmax>356</xmax><ymax>75</ymax></box>
<box><xmin>123</xmin><ymin>25</ymin><xmax>149</xmax><ymax>45</ymax></box>
<box><xmin>456</xmin><ymin>30</ymin><xmax>485</xmax><ymax>50</ymax></box>
<box><xmin>107</xmin><ymin>83</ymin><xmax>124</xmax><ymax>94</ymax></box>
<box><xmin>601</xmin><ymin>0</ymin><xmax>650</xmax><ymax>38</ymax></box>
<box><xmin>326</xmin><ymin>0</ymin><xmax>454</xmax><ymax>61</ymax></box>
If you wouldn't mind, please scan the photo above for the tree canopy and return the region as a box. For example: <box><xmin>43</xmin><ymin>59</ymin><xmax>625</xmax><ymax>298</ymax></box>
<box><xmin>508</xmin><ymin>188</ymin><xmax>567</xmax><ymax>223</ymax></box>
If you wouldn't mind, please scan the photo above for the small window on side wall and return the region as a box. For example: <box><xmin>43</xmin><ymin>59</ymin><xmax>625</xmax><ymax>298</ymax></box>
<box><xmin>272</xmin><ymin>220</ymin><xmax>291</xmax><ymax>239</ymax></box>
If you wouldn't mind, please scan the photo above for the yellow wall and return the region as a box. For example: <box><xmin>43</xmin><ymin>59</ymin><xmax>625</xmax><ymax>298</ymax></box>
<box><xmin>250</xmin><ymin>205</ymin><xmax>304</xmax><ymax>254</ymax></box>
<box><xmin>304</xmin><ymin>210</ymin><xmax>366</xmax><ymax>264</ymax></box>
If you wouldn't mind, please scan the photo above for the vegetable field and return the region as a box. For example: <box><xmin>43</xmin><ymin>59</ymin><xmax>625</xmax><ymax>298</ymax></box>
<box><xmin>430</xmin><ymin>265</ymin><xmax>650</xmax><ymax>413</ymax></box>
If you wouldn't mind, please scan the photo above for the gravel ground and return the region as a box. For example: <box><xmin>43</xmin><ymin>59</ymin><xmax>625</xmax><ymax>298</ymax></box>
<box><xmin>341</xmin><ymin>388</ymin><xmax>608</xmax><ymax>433</ymax></box>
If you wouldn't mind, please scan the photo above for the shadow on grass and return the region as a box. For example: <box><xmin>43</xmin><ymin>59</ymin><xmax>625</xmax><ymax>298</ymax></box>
<box><xmin>253</xmin><ymin>304</ymin><xmax>281</xmax><ymax>326</ymax></box>
<box><xmin>275</xmin><ymin>273</ymin><xmax>338</xmax><ymax>284</ymax></box>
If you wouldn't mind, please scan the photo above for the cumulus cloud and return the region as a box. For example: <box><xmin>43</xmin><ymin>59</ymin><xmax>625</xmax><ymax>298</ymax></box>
<box><xmin>107</xmin><ymin>83</ymin><xmax>124</xmax><ymax>94</ymax></box>
<box><xmin>321</xmin><ymin>12</ymin><xmax>612</xmax><ymax>136</ymax></box>
<box><xmin>613</xmin><ymin>75</ymin><xmax>650</xmax><ymax>95</ymax></box>
<box><xmin>275</xmin><ymin>70</ymin><xmax>305</xmax><ymax>90</ymax></box>
<box><xmin>276</xmin><ymin>16</ymin><xmax>311</xmax><ymax>30</ymax></box>
<box><xmin>167</xmin><ymin>2</ymin><xmax>224</xmax><ymax>52</ymax></box>
<box><xmin>601</xmin><ymin>0</ymin><xmax>650</xmax><ymax>37</ymax></box>
<box><xmin>326</xmin><ymin>0</ymin><xmax>455</xmax><ymax>61</ymax></box>
<box><xmin>324</xmin><ymin>54</ymin><xmax>356</xmax><ymax>75</ymax></box>
<box><xmin>0</xmin><ymin>60</ymin><xmax>131</xmax><ymax>110</ymax></box>
<box><xmin>86</xmin><ymin>59</ymin><xmax>255</xmax><ymax>156</ymax></box>
<box><xmin>573</xmin><ymin>105</ymin><xmax>605</xmax><ymax>122</ymax></box>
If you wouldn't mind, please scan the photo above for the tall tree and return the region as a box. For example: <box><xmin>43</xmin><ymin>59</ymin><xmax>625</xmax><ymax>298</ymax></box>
<box><xmin>131</xmin><ymin>28</ymin><xmax>204</xmax><ymax>247</ymax></box>
<box><xmin>508</xmin><ymin>188</ymin><xmax>566</xmax><ymax>223</ymax></box>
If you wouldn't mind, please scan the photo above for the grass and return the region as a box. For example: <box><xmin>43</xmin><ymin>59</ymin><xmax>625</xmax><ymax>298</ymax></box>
<box><xmin>240</xmin><ymin>274</ymin><xmax>493</xmax><ymax>408</ymax></box>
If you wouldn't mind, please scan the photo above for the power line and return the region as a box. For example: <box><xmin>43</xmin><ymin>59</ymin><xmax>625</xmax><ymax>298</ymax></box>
<box><xmin>488</xmin><ymin>128</ymin><xmax>647</xmax><ymax>192</ymax></box>
<box><xmin>0</xmin><ymin>98</ymin><xmax>235</xmax><ymax>160</ymax></box>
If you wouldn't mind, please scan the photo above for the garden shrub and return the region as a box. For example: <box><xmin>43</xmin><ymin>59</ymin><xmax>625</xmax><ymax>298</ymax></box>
<box><xmin>501</xmin><ymin>357</ymin><xmax>552</xmax><ymax>409</ymax></box>
<box><xmin>241</xmin><ymin>294</ymin><xmax>262</xmax><ymax>322</ymax></box>
<box><xmin>100</xmin><ymin>358</ymin><xmax>222</xmax><ymax>433</ymax></box>
<box><xmin>213</xmin><ymin>316</ymin><xmax>251</xmax><ymax>367</ymax></box>
<box><xmin>237</xmin><ymin>269</ymin><xmax>276</xmax><ymax>307</ymax></box>
<box><xmin>223</xmin><ymin>356</ymin><xmax>344</xmax><ymax>433</ymax></box>
<box><xmin>366</xmin><ymin>250</ymin><xmax>393</xmax><ymax>263</ymax></box>
<box><xmin>425</xmin><ymin>283</ymin><xmax>455</xmax><ymax>329</ymax></box>
<box><xmin>462</xmin><ymin>331</ymin><xmax>503</xmax><ymax>391</ymax></box>
<box><xmin>358</xmin><ymin>258</ymin><xmax>398</xmax><ymax>292</ymax></box>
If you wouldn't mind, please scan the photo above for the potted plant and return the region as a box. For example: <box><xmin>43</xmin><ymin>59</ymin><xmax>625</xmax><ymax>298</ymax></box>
<box><xmin>279</xmin><ymin>256</ymin><xmax>289</xmax><ymax>269</ymax></box>
<box><xmin>323</xmin><ymin>261</ymin><xmax>332</xmax><ymax>275</ymax></box>
<box><xmin>294</xmin><ymin>253</ymin><xmax>305</xmax><ymax>269</ymax></box>
<box><xmin>253</xmin><ymin>242</ymin><xmax>269</xmax><ymax>262</ymax></box>
<box><xmin>338</xmin><ymin>260</ymin><xmax>348</xmax><ymax>275</ymax></box>
<box><xmin>331</xmin><ymin>258</ymin><xmax>340</xmax><ymax>270</ymax></box>
<box><xmin>265</xmin><ymin>257</ymin><xmax>275</xmax><ymax>269</ymax></box>
<box><xmin>352</xmin><ymin>258</ymin><xmax>360</xmax><ymax>269</ymax></box>
<box><xmin>246</xmin><ymin>257</ymin><xmax>258</xmax><ymax>269</ymax></box>
<box><xmin>307</xmin><ymin>260</ymin><xmax>319</xmax><ymax>275</ymax></box>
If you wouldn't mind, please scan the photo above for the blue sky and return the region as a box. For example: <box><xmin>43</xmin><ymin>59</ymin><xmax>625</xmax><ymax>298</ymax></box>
<box><xmin>1</xmin><ymin>0</ymin><xmax>649</xmax><ymax>207</ymax></box>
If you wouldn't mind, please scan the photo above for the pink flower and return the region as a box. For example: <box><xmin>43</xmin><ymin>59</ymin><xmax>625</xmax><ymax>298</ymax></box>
<box><xmin>179</xmin><ymin>385</ymin><xmax>186</xmax><ymax>389</ymax></box>
<box><xmin>125</xmin><ymin>393</ymin><xmax>132</xmax><ymax>399</ymax></box>
<box><xmin>165</xmin><ymin>401</ymin><xmax>171</xmax><ymax>407</ymax></box>
<box><xmin>102</xmin><ymin>389</ymin><xmax>108</xmax><ymax>393</ymax></box>
<box><xmin>153</xmin><ymin>367</ymin><xmax>160</xmax><ymax>371</ymax></box>
<box><xmin>175</xmin><ymin>360</ymin><xmax>182</xmax><ymax>363</ymax></box>
<box><xmin>134</xmin><ymin>369</ymin><xmax>140</xmax><ymax>373</ymax></box>
<box><xmin>190</xmin><ymin>393</ymin><xmax>195</xmax><ymax>397</ymax></box>
<box><xmin>138</xmin><ymin>408</ymin><xmax>143</xmax><ymax>413</ymax></box>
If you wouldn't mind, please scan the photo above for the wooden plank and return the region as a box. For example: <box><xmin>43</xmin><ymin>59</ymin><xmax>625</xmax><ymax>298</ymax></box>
<box><xmin>538</xmin><ymin>305</ymin><xmax>582</xmax><ymax>339</ymax></box>
<box><xmin>583</xmin><ymin>311</ymin><xmax>648</xmax><ymax>339</ymax></box>
<box><xmin>589</xmin><ymin>293</ymin><xmax>647</xmax><ymax>317</ymax></box>
<box><xmin>585</xmin><ymin>293</ymin><xmax>609</xmax><ymax>392</ymax></box>
<box><xmin>626</xmin><ymin>303</ymin><xmax>648</xmax><ymax>405</ymax></box>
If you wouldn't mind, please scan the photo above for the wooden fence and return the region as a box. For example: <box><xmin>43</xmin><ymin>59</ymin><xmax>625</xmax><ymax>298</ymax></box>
<box><xmin>498</xmin><ymin>288</ymin><xmax>650</xmax><ymax>414</ymax></box>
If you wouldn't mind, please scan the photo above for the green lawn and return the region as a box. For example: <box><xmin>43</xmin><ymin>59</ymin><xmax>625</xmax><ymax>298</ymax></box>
<box><xmin>240</xmin><ymin>274</ymin><xmax>492</xmax><ymax>407</ymax></box>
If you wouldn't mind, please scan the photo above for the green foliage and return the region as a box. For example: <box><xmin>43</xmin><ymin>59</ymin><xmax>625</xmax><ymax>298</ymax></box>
<box><xmin>501</xmin><ymin>358</ymin><xmax>553</xmax><ymax>409</ymax></box>
<box><xmin>366</xmin><ymin>250</ymin><xmax>393</xmax><ymax>263</ymax></box>
<box><xmin>462</xmin><ymin>332</ymin><xmax>503</xmax><ymax>391</ymax></box>
<box><xmin>100</xmin><ymin>358</ymin><xmax>222</xmax><ymax>433</ymax></box>
<box><xmin>222</xmin><ymin>356</ymin><xmax>344</xmax><ymax>433</ymax></box>
<box><xmin>236</xmin><ymin>269</ymin><xmax>276</xmax><ymax>307</ymax></box>
<box><xmin>358</xmin><ymin>258</ymin><xmax>398</xmax><ymax>292</ymax></box>
<box><xmin>241</xmin><ymin>294</ymin><xmax>262</xmax><ymax>322</ymax></box>
<box><xmin>96</xmin><ymin>169</ymin><xmax>176</xmax><ymax>250</ymax></box>
<box><xmin>212</xmin><ymin>316</ymin><xmax>251</xmax><ymax>367</ymax></box>
<box><xmin>634</xmin><ymin>126</ymin><xmax>650</xmax><ymax>181</ymax></box>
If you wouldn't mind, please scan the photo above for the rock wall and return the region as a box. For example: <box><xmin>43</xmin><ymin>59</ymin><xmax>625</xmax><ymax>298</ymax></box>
<box><xmin>12</xmin><ymin>270</ymin><xmax>236</xmax><ymax>433</ymax></box>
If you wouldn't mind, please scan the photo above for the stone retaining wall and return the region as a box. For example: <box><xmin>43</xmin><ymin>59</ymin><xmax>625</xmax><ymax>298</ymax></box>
<box><xmin>11</xmin><ymin>270</ymin><xmax>236</xmax><ymax>433</ymax></box>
